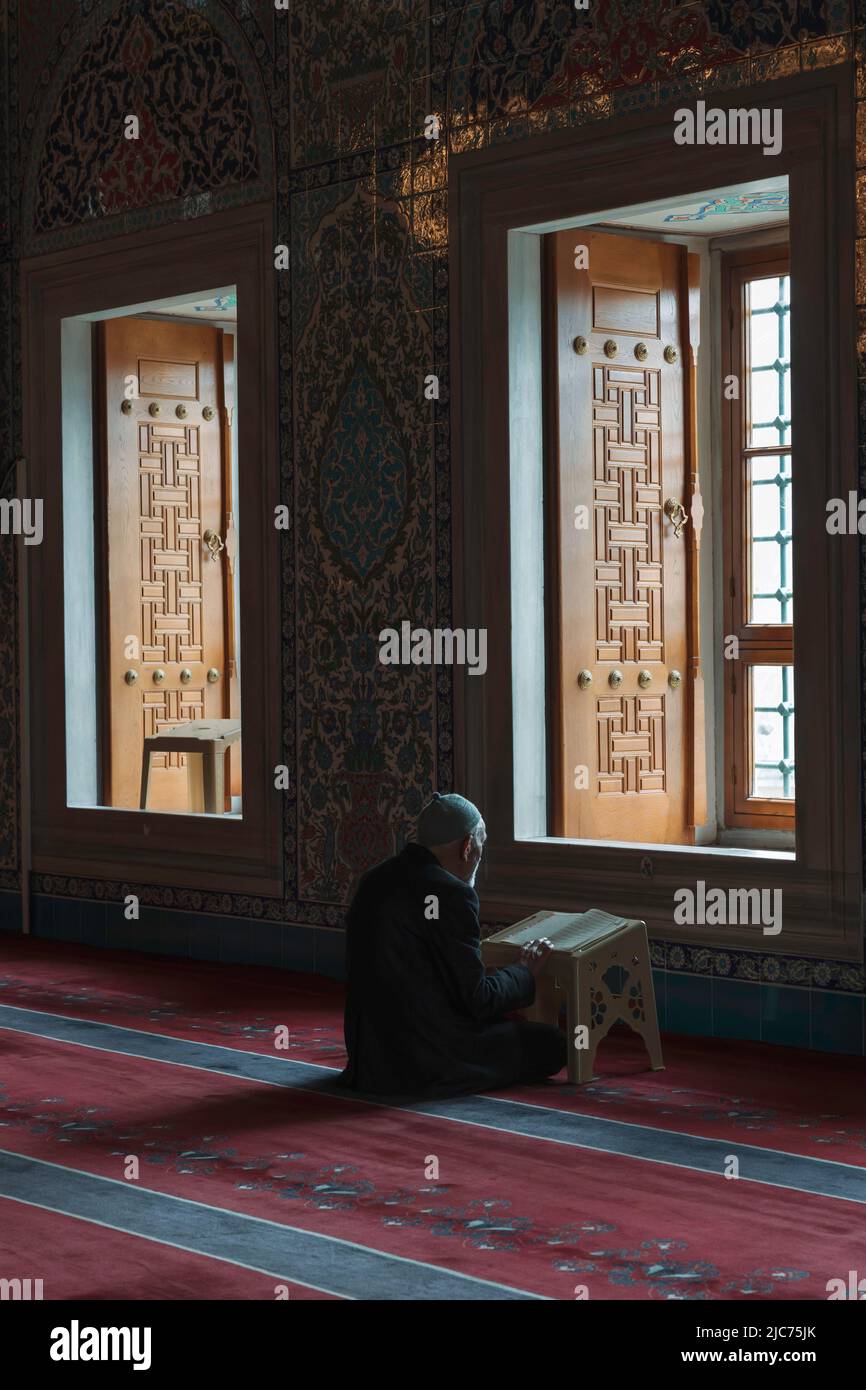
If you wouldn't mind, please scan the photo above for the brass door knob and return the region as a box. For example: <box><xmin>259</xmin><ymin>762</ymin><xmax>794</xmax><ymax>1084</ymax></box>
<box><xmin>577</xmin><ymin>669</ymin><xmax>593</xmax><ymax>690</ymax></box>
<box><xmin>663</xmin><ymin>497</ymin><xmax>689</xmax><ymax>539</ymax></box>
<box><xmin>207</xmin><ymin>667</ymin><xmax>220</xmax><ymax>683</ymax></box>
<box><xmin>203</xmin><ymin>528</ymin><xmax>225</xmax><ymax>562</ymax></box>
<box><xmin>668</xmin><ymin>670</ymin><xmax>682</xmax><ymax>689</ymax></box>
<box><xmin>608</xmin><ymin>669</ymin><xmax>623</xmax><ymax>689</ymax></box>
<box><xmin>153</xmin><ymin>669</ymin><xmax>166</xmax><ymax>685</ymax></box>
<box><xmin>124</xmin><ymin>669</ymin><xmax>138</xmax><ymax>685</ymax></box>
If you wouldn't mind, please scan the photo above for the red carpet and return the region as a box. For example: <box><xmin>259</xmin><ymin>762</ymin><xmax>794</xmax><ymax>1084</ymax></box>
<box><xmin>2</xmin><ymin>934</ymin><xmax>863</xmax><ymax>1159</ymax></box>
<box><xmin>2</xmin><ymin>934</ymin><xmax>865</xmax><ymax>1299</ymax></box>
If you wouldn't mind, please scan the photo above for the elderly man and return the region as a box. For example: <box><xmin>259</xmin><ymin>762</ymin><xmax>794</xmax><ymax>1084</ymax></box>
<box><xmin>339</xmin><ymin>792</ymin><xmax>567</xmax><ymax>1098</ymax></box>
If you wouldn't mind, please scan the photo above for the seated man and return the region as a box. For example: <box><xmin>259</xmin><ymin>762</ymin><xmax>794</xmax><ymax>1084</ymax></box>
<box><xmin>338</xmin><ymin>792</ymin><xmax>567</xmax><ymax>1098</ymax></box>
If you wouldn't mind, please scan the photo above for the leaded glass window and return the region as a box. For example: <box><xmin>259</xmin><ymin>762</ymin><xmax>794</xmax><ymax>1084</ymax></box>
<box><xmin>745</xmin><ymin>275</ymin><xmax>792</xmax><ymax>625</ymax></box>
<box><xmin>723</xmin><ymin>251</ymin><xmax>795</xmax><ymax>829</ymax></box>
<box><xmin>751</xmin><ymin>664</ymin><xmax>795</xmax><ymax>800</ymax></box>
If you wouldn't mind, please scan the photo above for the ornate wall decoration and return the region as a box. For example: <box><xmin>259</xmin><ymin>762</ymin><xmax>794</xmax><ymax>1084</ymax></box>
<box><xmin>319</xmin><ymin>367</ymin><xmax>409</xmax><ymax>582</ymax></box>
<box><xmin>663</xmin><ymin>191</ymin><xmax>790</xmax><ymax>223</ymax></box>
<box><xmin>446</xmin><ymin>0</ymin><xmax>840</xmax><ymax>129</ymax></box>
<box><xmin>22</xmin><ymin>0</ymin><xmax>272</xmax><ymax>253</ymax></box>
<box><xmin>291</xmin><ymin>176</ymin><xmax>436</xmax><ymax>903</ymax></box>
<box><xmin>289</xmin><ymin>0</ymin><xmax>425</xmax><ymax>167</ymax></box>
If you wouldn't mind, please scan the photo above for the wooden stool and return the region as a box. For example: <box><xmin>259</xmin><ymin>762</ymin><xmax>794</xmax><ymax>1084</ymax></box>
<box><xmin>483</xmin><ymin>909</ymin><xmax>664</xmax><ymax>1084</ymax></box>
<box><xmin>140</xmin><ymin>719</ymin><xmax>241</xmax><ymax>814</ymax></box>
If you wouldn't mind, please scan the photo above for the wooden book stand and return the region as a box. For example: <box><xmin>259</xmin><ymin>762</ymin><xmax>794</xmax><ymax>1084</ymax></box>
<box><xmin>483</xmin><ymin>908</ymin><xmax>664</xmax><ymax>1084</ymax></box>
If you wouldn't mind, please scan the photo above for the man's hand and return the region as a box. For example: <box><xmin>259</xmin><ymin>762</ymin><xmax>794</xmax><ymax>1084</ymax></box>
<box><xmin>520</xmin><ymin>938</ymin><xmax>553</xmax><ymax>976</ymax></box>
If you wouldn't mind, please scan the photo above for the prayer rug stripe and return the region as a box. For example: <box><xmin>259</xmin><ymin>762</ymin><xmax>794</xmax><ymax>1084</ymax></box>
<box><xmin>0</xmin><ymin>1153</ymin><xmax>544</xmax><ymax>1302</ymax></box>
<box><xmin>3</xmin><ymin>938</ymin><xmax>864</xmax><ymax>1167</ymax></box>
<box><xmin>2</xmin><ymin>1004</ymin><xmax>865</xmax><ymax>1205</ymax></box>
<box><xmin>0</xmin><ymin>1193</ymin><xmax>338</xmax><ymax>1300</ymax></box>
<box><xmin>1</xmin><ymin>1031</ymin><xmax>859</xmax><ymax>1300</ymax></box>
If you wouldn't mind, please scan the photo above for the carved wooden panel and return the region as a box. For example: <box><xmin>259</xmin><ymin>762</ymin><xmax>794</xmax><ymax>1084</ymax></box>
<box><xmin>138</xmin><ymin>357</ymin><xmax>199</xmax><ymax>399</ymax></box>
<box><xmin>138</xmin><ymin>420</ymin><xmax>203</xmax><ymax>666</ymax></box>
<box><xmin>593</xmin><ymin>365</ymin><xmax>664</xmax><ymax>665</ymax></box>
<box><xmin>592</xmin><ymin>286</ymin><xmax>659</xmax><ymax>337</ymax></box>
<box><xmin>143</xmin><ymin>689</ymin><xmax>206</xmax><ymax>768</ymax></box>
<box><xmin>597</xmin><ymin>695</ymin><xmax>666</xmax><ymax>794</ymax></box>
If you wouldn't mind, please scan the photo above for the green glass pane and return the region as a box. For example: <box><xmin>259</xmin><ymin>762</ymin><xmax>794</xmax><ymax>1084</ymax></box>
<box><xmin>750</xmin><ymin>367</ymin><xmax>780</xmax><ymax>424</ymax></box>
<box><xmin>751</xmin><ymin>422</ymin><xmax>789</xmax><ymax>447</ymax></box>
<box><xmin>749</xmin><ymin>310</ymin><xmax>779</xmax><ymax>367</ymax></box>
<box><xmin>751</xmin><ymin>665</ymin><xmax>795</xmax><ymax>800</ymax></box>
<box><xmin>748</xmin><ymin>276</ymin><xmax>781</xmax><ymax>310</ymax></box>
<box><xmin>746</xmin><ymin>275</ymin><xmax>791</xmax><ymax>448</ymax></box>
<box><xmin>748</xmin><ymin>456</ymin><xmax>792</xmax><ymax>624</ymax></box>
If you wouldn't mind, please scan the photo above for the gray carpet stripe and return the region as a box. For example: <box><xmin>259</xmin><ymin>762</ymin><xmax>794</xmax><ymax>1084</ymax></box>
<box><xmin>2</xmin><ymin>1002</ymin><xmax>865</xmax><ymax>1206</ymax></box>
<box><xmin>0</xmin><ymin>1187</ymin><xmax>347</xmax><ymax>1301</ymax></box>
<box><xmin>0</xmin><ymin>1151</ymin><xmax>544</xmax><ymax>1301</ymax></box>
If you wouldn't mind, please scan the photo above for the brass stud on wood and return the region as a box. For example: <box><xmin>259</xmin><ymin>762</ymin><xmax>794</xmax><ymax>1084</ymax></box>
<box><xmin>572</xmin><ymin>335</ymin><xmax>588</xmax><ymax>355</ymax></box>
<box><xmin>120</xmin><ymin>399</ymin><xmax>133</xmax><ymax>415</ymax></box>
<box><xmin>603</xmin><ymin>339</ymin><xmax>618</xmax><ymax>358</ymax></box>
<box><xmin>148</xmin><ymin>401</ymin><xmax>161</xmax><ymax>416</ymax></box>
<box><xmin>634</xmin><ymin>342</ymin><xmax>648</xmax><ymax>361</ymax></box>
<box><xmin>663</xmin><ymin>345</ymin><xmax>679</xmax><ymax>364</ymax></box>
<box><xmin>176</xmin><ymin>403</ymin><xmax>188</xmax><ymax>419</ymax></box>
<box><xmin>202</xmin><ymin>405</ymin><xmax>215</xmax><ymax>421</ymax></box>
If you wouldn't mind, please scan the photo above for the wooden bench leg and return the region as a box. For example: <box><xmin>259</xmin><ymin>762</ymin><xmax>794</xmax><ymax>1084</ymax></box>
<box><xmin>570</xmin><ymin>960</ymin><xmax>600</xmax><ymax>1085</ymax></box>
<box><xmin>214</xmin><ymin>746</ymin><xmax>227</xmax><ymax>814</ymax></box>
<box><xmin>202</xmin><ymin>745</ymin><xmax>226</xmax><ymax>814</ymax></box>
<box><xmin>642</xmin><ymin>972</ymin><xmax>666</xmax><ymax>1072</ymax></box>
<box><xmin>187</xmin><ymin>753</ymin><xmax>205</xmax><ymax>814</ymax></box>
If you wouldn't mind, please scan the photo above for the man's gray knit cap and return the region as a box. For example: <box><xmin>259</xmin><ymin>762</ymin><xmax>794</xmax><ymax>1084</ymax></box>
<box><xmin>416</xmin><ymin>792</ymin><xmax>482</xmax><ymax>847</ymax></box>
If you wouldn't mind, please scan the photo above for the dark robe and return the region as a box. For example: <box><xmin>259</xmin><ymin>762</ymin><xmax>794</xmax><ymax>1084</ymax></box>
<box><xmin>338</xmin><ymin>841</ymin><xmax>560</xmax><ymax>1098</ymax></box>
